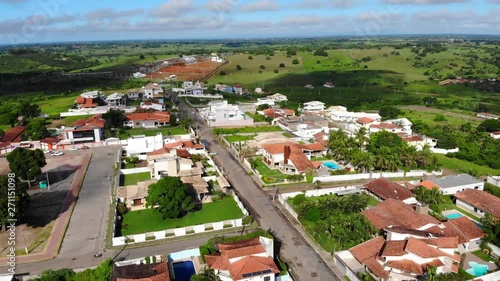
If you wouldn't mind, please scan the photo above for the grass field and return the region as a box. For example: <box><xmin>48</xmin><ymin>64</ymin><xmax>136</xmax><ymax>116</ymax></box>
<box><xmin>254</xmin><ymin>159</ymin><xmax>287</xmax><ymax>182</ymax></box>
<box><xmin>56</xmin><ymin>115</ymin><xmax>94</xmax><ymax>126</ymax></box>
<box><xmin>401</xmin><ymin>106</ymin><xmax>483</xmax><ymax>127</ymax></box>
<box><xmin>245</xmin><ymin>112</ymin><xmax>267</xmax><ymax>122</ymax></box>
<box><xmin>224</xmin><ymin>135</ymin><xmax>256</xmax><ymax>142</ymax></box>
<box><xmin>119</xmin><ymin>126</ymin><xmax>189</xmax><ymax>139</ymax></box>
<box><xmin>436</xmin><ymin>154</ymin><xmax>500</xmax><ymax>176</ymax></box>
<box><xmin>121</xmin><ymin>172</ymin><xmax>151</xmax><ymax>186</ymax></box>
<box><xmin>121</xmin><ymin>197</ymin><xmax>244</xmax><ymax>235</ymax></box>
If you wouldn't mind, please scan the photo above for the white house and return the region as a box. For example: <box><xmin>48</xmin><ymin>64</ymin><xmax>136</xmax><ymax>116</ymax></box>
<box><xmin>477</xmin><ymin>112</ymin><xmax>499</xmax><ymax>120</ymax></box>
<box><xmin>254</xmin><ymin>98</ymin><xmax>275</xmax><ymax>107</ymax></box>
<box><xmin>254</xmin><ymin>87</ymin><xmax>263</xmax><ymax>94</ymax></box>
<box><xmin>132</xmin><ymin>72</ymin><xmax>146</xmax><ymax>78</ymax></box>
<box><xmin>124</xmin><ymin>112</ymin><xmax>170</xmax><ymax>129</ymax></box>
<box><xmin>428</xmin><ymin>174</ymin><xmax>484</xmax><ymax>195</ymax></box>
<box><xmin>140</xmin><ymin>101</ymin><xmax>166</xmax><ymax>111</ymax></box>
<box><xmin>490</xmin><ymin>131</ymin><xmax>500</xmax><ymax>140</ymax></box>
<box><xmin>125</xmin><ymin>134</ymin><xmax>164</xmax><ymax>159</ymax></box>
<box><xmin>385</xmin><ymin>118</ymin><xmax>413</xmax><ymax>135</ymax></box>
<box><xmin>127</xmin><ymin>89</ymin><xmax>142</xmax><ymax>101</ymax></box>
<box><xmin>487</xmin><ymin>176</ymin><xmax>500</xmax><ymax>187</ymax></box>
<box><xmin>140</xmin><ymin>83</ymin><xmax>163</xmax><ymax>99</ymax></box>
<box><xmin>80</xmin><ymin>90</ymin><xmax>105</xmax><ymax>99</ymax></box>
<box><xmin>206</xmin><ymin>236</ymin><xmax>280</xmax><ymax>281</ymax></box>
<box><xmin>233</xmin><ymin>84</ymin><xmax>243</xmax><ymax>95</ymax></box>
<box><xmin>200</xmin><ymin>100</ymin><xmax>254</xmax><ymax>127</ymax></box>
<box><xmin>267</xmin><ymin>93</ymin><xmax>288</xmax><ymax>102</ymax></box>
<box><xmin>369</xmin><ymin>122</ymin><xmax>405</xmax><ymax>135</ymax></box>
<box><xmin>106</xmin><ymin>92</ymin><xmax>127</xmax><ymax>107</ymax></box>
<box><xmin>302</xmin><ymin>101</ymin><xmax>325</xmax><ymax>112</ymax></box>
<box><xmin>295</xmin><ymin>124</ymin><xmax>326</xmax><ymax>141</ymax></box>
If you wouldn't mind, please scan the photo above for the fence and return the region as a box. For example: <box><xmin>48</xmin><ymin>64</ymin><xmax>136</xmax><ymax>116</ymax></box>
<box><xmin>313</xmin><ymin>170</ymin><xmax>442</xmax><ymax>183</ymax></box>
<box><xmin>430</xmin><ymin>147</ymin><xmax>459</xmax><ymax>154</ymax></box>
<box><xmin>119</xmin><ymin>167</ymin><xmax>150</xmax><ymax>175</ymax></box>
<box><xmin>112</xmin><ymin>191</ymin><xmax>249</xmax><ymax>246</ymax></box>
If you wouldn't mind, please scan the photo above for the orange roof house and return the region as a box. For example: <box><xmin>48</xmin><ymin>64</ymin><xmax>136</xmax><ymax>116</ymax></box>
<box><xmin>110</xmin><ymin>263</ymin><xmax>170</xmax><ymax>281</ymax></box>
<box><xmin>1</xmin><ymin>126</ymin><xmax>26</xmax><ymax>143</ymax></box>
<box><xmin>205</xmin><ymin>237</ymin><xmax>280</xmax><ymax>281</ymax></box>
<box><xmin>454</xmin><ymin>189</ymin><xmax>500</xmax><ymax>218</ymax></box>
<box><xmin>364</xmin><ymin>178</ymin><xmax>415</xmax><ymax>203</ymax></box>
<box><xmin>73</xmin><ymin>115</ymin><xmax>106</xmax><ymax>128</ymax></box>
<box><xmin>415</xmin><ymin>180</ymin><xmax>440</xmax><ymax>190</ymax></box>
<box><xmin>261</xmin><ymin>142</ymin><xmax>326</xmax><ymax>174</ymax></box>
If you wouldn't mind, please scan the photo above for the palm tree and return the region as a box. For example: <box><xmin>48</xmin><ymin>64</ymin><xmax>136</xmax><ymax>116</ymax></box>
<box><xmin>386</xmin><ymin>154</ymin><xmax>401</xmax><ymax>172</ymax></box>
<box><xmin>374</xmin><ymin>146</ymin><xmax>391</xmax><ymax>171</ymax></box>
<box><xmin>314</xmin><ymin>180</ymin><xmax>322</xmax><ymax>195</ymax></box>
<box><xmin>191</xmin><ymin>267</ymin><xmax>221</xmax><ymax>281</ymax></box>
<box><xmin>400</xmin><ymin>145</ymin><xmax>417</xmax><ymax>168</ymax></box>
<box><xmin>352</xmin><ymin>151</ymin><xmax>374</xmax><ymax>173</ymax></box>
<box><xmin>355</xmin><ymin>127</ymin><xmax>369</xmax><ymax>148</ymax></box>
<box><xmin>180</xmin><ymin>117</ymin><xmax>194</xmax><ymax>131</ymax></box>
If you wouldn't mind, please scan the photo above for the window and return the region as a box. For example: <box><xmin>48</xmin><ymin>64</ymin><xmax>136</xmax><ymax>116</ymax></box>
<box><xmin>264</xmin><ymin>277</ymin><xmax>271</xmax><ymax>281</ymax></box>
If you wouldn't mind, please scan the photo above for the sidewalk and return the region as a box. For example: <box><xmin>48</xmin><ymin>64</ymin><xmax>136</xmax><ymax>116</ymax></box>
<box><xmin>0</xmin><ymin>154</ymin><xmax>92</xmax><ymax>264</ymax></box>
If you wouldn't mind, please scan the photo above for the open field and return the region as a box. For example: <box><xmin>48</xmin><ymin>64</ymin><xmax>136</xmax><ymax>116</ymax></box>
<box><xmin>121</xmin><ymin>197</ymin><xmax>244</xmax><ymax>235</ymax></box>
<box><xmin>149</xmin><ymin>59</ymin><xmax>224</xmax><ymax>81</ymax></box>
<box><xmin>401</xmin><ymin>105</ymin><xmax>483</xmax><ymax>127</ymax></box>
<box><xmin>435</xmin><ymin>154</ymin><xmax>500</xmax><ymax>176</ymax></box>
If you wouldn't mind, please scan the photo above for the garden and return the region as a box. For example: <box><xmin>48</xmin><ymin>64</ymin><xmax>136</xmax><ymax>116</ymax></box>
<box><xmin>287</xmin><ymin>193</ymin><xmax>377</xmax><ymax>252</ymax></box>
<box><xmin>121</xmin><ymin>197</ymin><xmax>244</xmax><ymax>235</ymax></box>
<box><xmin>120</xmin><ymin>172</ymin><xmax>151</xmax><ymax>186</ymax></box>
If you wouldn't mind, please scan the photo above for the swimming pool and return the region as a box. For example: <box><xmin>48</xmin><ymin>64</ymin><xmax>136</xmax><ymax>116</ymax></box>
<box><xmin>466</xmin><ymin>261</ymin><xmax>488</xmax><ymax>276</ymax></box>
<box><xmin>444</xmin><ymin>212</ymin><xmax>463</xmax><ymax>219</ymax></box>
<box><xmin>323</xmin><ymin>161</ymin><xmax>340</xmax><ymax>170</ymax></box>
<box><xmin>173</xmin><ymin>261</ymin><xmax>196</xmax><ymax>281</ymax></box>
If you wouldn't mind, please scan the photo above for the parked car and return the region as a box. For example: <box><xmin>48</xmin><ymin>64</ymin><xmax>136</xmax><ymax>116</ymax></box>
<box><xmin>209</xmin><ymin>152</ymin><xmax>218</xmax><ymax>156</ymax></box>
<box><xmin>69</xmin><ymin>147</ymin><xmax>79</xmax><ymax>151</ymax></box>
<box><xmin>51</xmin><ymin>151</ymin><xmax>64</xmax><ymax>156</ymax></box>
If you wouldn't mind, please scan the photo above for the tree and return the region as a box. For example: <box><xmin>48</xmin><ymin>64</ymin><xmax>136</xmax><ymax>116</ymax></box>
<box><xmin>31</xmin><ymin>268</ymin><xmax>75</xmax><ymax>281</ymax></box>
<box><xmin>219</xmin><ymin>71</ymin><xmax>226</xmax><ymax>75</ymax></box>
<box><xmin>102</xmin><ymin>109</ymin><xmax>127</xmax><ymax>129</ymax></box>
<box><xmin>313</xmin><ymin>49</ymin><xmax>328</xmax><ymax>56</ymax></box>
<box><xmin>180</xmin><ymin>118</ymin><xmax>194</xmax><ymax>131</ymax></box>
<box><xmin>24</xmin><ymin>118</ymin><xmax>50</xmax><ymax>140</ymax></box>
<box><xmin>478</xmin><ymin>119</ymin><xmax>500</xmax><ymax>132</ymax></box>
<box><xmin>259</xmin><ymin>65</ymin><xmax>266</xmax><ymax>70</ymax></box>
<box><xmin>314</xmin><ymin>180</ymin><xmax>322</xmax><ymax>195</ymax></box>
<box><xmin>139</xmin><ymin>54</ymin><xmax>145</xmax><ymax>59</ymax></box>
<box><xmin>7</xmin><ymin>147</ymin><xmax>46</xmax><ymax>187</ymax></box>
<box><xmin>146</xmin><ymin>177</ymin><xmax>195</xmax><ymax>219</ymax></box>
<box><xmin>355</xmin><ymin>127</ymin><xmax>369</xmax><ymax>148</ymax></box>
<box><xmin>0</xmin><ymin>175</ymin><xmax>30</xmax><ymax>228</ymax></box>
<box><xmin>379</xmin><ymin>106</ymin><xmax>402</xmax><ymax>120</ymax></box>
<box><xmin>292</xmin><ymin>59</ymin><xmax>299</xmax><ymax>64</ymax></box>
<box><xmin>236</xmin><ymin>64</ymin><xmax>242</xmax><ymax>70</ymax></box>
<box><xmin>0</xmin><ymin>129</ymin><xmax>4</xmax><ymax>138</ymax></box>
<box><xmin>248</xmin><ymin>55</ymin><xmax>253</xmax><ymax>60</ymax></box>
<box><xmin>169</xmin><ymin>113</ymin><xmax>178</xmax><ymax>126</ymax></box>
<box><xmin>257</xmin><ymin>104</ymin><xmax>270</xmax><ymax>111</ymax></box>
<box><xmin>190</xmin><ymin>267</ymin><xmax>221</xmax><ymax>281</ymax></box>
<box><xmin>18</xmin><ymin>100</ymin><xmax>41</xmax><ymax>119</ymax></box>
<box><xmin>279</xmin><ymin>63</ymin><xmax>285</xmax><ymax>67</ymax></box>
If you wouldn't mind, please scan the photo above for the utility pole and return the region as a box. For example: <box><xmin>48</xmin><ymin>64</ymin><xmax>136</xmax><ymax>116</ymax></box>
<box><xmin>46</xmin><ymin>171</ymin><xmax>50</xmax><ymax>191</ymax></box>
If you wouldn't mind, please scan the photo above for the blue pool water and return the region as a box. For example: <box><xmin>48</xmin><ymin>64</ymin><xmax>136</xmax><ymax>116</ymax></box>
<box><xmin>444</xmin><ymin>213</ymin><xmax>463</xmax><ymax>219</ymax></box>
<box><xmin>323</xmin><ymin>161</ymin><xmax>340</xmax><ymax>170</ymax></box>
<box><xmin>466</xmin><ymin>261</ymin><xmax>488</xmax><ymax>276</ymax></box>
<box><xmin>173</xmin><ymin>261</ymin><xmax>196</xmax><ymax>281</ymax></box>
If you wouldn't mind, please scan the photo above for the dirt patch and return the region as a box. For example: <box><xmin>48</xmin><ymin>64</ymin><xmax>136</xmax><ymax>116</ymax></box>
<box><xmin>148</xmin><ymin>59</ymin><xmax>224</xmax><ymax>81</ymax></box>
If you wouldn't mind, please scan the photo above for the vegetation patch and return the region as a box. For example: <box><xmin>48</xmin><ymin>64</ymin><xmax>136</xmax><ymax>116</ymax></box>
<box><xmin>121</xmin><ymin>172</ymin><xmax>151</xmax><ymax>186</ymax></box>
<box><xmin>121</xmin><ymin>197</ymin><xmax>243</xmax><ymax>235</ymax></box>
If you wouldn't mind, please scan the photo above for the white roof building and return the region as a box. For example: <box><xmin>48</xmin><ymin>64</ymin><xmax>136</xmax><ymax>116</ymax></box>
<box><xmin>302</xmin><ymin>101</ymin><xmax>325</xmax><ymax>112</ymax></box>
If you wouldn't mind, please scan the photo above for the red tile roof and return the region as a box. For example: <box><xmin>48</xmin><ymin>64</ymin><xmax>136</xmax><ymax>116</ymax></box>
<box><xmin>416</xmin><ymin>180</ymin><xmax>440</xmax><ymax>190</ymax></box>
<box><xmin>40</xmin><ymin>137</ymin><xmax>59</xmax><ymax>144</ymax></box>
<box><xmin>386</xmin><ymin>259</ymin><xmax>424</xmax><ymax>275</ymax></box>
<box><xmin>349</xmin><ymin>237</ymin><xmax>389</xmax><ymax>279</ymax></box>
<box><xmin>380</xmin><ymin>240</ymin><xmax>407</xmax><ymax>256</ymax></box>
<box><xmin>426</xmin><ymin>217</ymin><xmax>484</xmax><ymax>244</ymax></box>
<box><xmin>362</xmin><ymin>198</ymin><xmax>440</xmax><ymax>230</ymax></box>
<box><xmin>491</xmin><ymin>131</ymin><xmax>500</xmax><ymax>135</ymax></box>
<box><xmin>1</xmin><ymin>126</ymin><xmax>25</xmax><ymax>143</ymax></box>
<box><xmin>402</xmin><ymin>135</ymin><xmax>424</xmax><ymax>142</ymax></box>
<box><xmin>364</xmin><ymin>178</ymin><xmax>415</xmax><ymax>201</ymax></box>
<box><xmin>73</xmin><ymin>115</ymin><xmax>106</xmax><ymax>128</ymax></box>
<box><xmin>127</xmin><ymin>112</ymin><xmax>170</xmax><ymax>122</ymax></box>
<box><xmin>262</xmin><ymin>142</ymin><xmax>325</xmax><ymax>173</ymax></box>
<box><xmin>357</xmin><ymin>117</ymin><xmax>375</xmax><ymax>124</ymax></box>
<box><xmin>206</xmin><ymin>237</ymin><xmax>279</xmax><ymax>280</ymax></box>
<box><xmin>75</xmin><ymin>96</ymin><xmax>85</xmax><ymax>104</ymax></box>
<box><xmin>423</xmin><ymin>237</ymin><xmax>459</xmax><ymax>249</ymax></box>
<box><xmin>454</xmin><ymin>189</ymin><xmax>500</xmax><ymax>217</ymax></box>
<box><xmin>147</xmin><ymin>147</ymin><xmax>171</xmax><ymax>156</ymax></box>
<box><xmin>370</xmin><ymin>123</ymin><xmax>400</xmax><ymax>129</ymax></box>
<box><xmin>405</xmin><ymin>237</ymin><xmax>458</xmax><ymax>261</ymax></box>
<box><xmin>82</xmin><ymin>98</ymin><xmax>97</xmax><ymax>108</ymax></box>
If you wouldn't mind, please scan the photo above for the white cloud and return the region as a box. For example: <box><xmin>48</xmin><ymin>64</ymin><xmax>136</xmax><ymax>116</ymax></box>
<box><xmin>383</xmin><ymin>0</ymin><xmax>470</xmax><ymax>4</ymax></box>
<box><xmin>86</xmin><ymin>8</ymin><xmax>143</xmax><ymax>20</ymax></box>
<box><xmin>149</xmin><ymin>0</ymin><xmax>197</xmax><ymax>17</ymax></box>
<box><xmin>238</xmin><ymin>0</ymin><xmax>280</xmax><ymax>12</ymax></box>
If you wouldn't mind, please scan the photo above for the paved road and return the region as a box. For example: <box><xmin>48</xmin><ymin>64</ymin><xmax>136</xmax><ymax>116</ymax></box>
<box><xmin>179</xmin><ymin>102</ymin><xmax>340</xmax><ymax>281</ymax></box>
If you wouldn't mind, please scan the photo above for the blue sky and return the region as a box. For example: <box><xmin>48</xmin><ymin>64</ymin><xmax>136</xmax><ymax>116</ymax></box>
<box><xmin>0</xmin><ymin>0</ymin><xmax>498</xmax><ymax>44</ymax></box>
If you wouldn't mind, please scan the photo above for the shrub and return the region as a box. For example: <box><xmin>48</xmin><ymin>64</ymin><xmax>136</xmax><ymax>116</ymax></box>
<box><xmin>219</xmin><ymin>71</ymin><xmax>226</xmax><ymax>75</ymax></box>
<box><xmin>305</xmin><ymin>207</ymin><xmax>321</xmax><ymax>222</ymax></box>
<box><xmin>186</xmin><ymin>230</ymin><xmax>195</xmax><ymax>234</ymax></box>
<box><xmin>292</xmin><ymin>194</ymin><xmax>307</xmax><ymax>206</ymax></box>
<box><xmin>274</xmin><ymin>69</ymin><xmax>279</xmax><ymax>73</ymax></box>
<box><xmin>145</xmin><ymin>256</ymin><xmax>151</xmax><ymax>264</ymax></box>
<box><xmin>279</xmin><ymin>63</ymin><xmax>285</xmax><ymax>67</ymax></box>
<box><xmin>243</xmin><ymin>215</ymin><xmax>253</xmax><ymax>225</ymax></box>
<box><xmin>292</xmin><ymin>59</ymin><xmax>299</xmax><ymax>64</ymax></box>
<box><xmin>145</xmin><ymin>236</ymin><xmax>155</xmax><ymax>241</ymax></box>
<box><xmin>236</xmin><ymin>64</ymin><xmax>242</xmax><ymax>70</ymax></box>
<box><xmin>152</xmin><ymin>256</ymin><xmax>157</xmax><ymax>263</ymax></box>
<box><xmin>223</xmin><ymin>224</ymin><xmax>233</xmax><ymax>228</ymax></box>
<box><xmin>248</xmin><ymin>55</ymin><xmax>253</xmax><ymax>60</ymax></box>
<box><xmin>117</xmin><ymin>202</ymin><xmax>129</xmax><ymax>215</ymax></box>
<box><xmin>125</xmin><ymin>238</ymin><xmax>135</xmax><ymax>243</ymax></box>
<box><xmin>165</xmin><ymin>233</ymin><xmax>175</xmax><ymax>237</ymax></box>
<box><xmin>266</xmin><ymin>56</ymin><xmax>271</xmax><ymax>60</ymax></box>
<box><xmin>259</xmin><ymin>65</ymin><xmax>266</xmax><ymax>70</ymax></box>
<box><xmin>205</xmin><ymin>226</ymin><xmax>214</xmax><ymax>231</ymax></box>
<box><xmin>434</xmin><ymin>114</ymin><xmax>447</xmax><ymax>122</ymax></box>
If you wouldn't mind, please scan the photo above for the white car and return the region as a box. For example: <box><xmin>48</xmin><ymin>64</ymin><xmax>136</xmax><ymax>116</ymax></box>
<box><xmin>209</xmin><ymin>152</ymin><xmax>218</xmax><ymax>156</ymax></box>
<box><xmin>69</xmin><ymin>147</ymin><xmax>79</xmax><ymax>151</ymax></box>
<box><xmin>51</xmin><ymin>151</ymin><xmax>65</xmax><ymax>156</ymax></box>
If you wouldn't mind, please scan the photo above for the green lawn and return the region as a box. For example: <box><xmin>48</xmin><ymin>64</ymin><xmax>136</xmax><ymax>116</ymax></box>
<box><xmin>433</xmin><ymin>195</ymin><xmax>456</xmax><ymax>212</ymax></box>
<box><xmin>58</xmin><ymin>115</ymin><xmax>94</xmax><ymax>126</ymax></box>
<box><xmin>253</xmin><ymin>159</ymin><xmax>287</xmax><ymax>182</ymax></box>
<box><xmin>455</xmin><ymin>206</ymin><xmax>482</xmax><ymax>222</ymax></box>
<box><xmin>121</xmin><ymin>172</ymin><xmax>151</xmax><ymax>186</ymax></box>
<box><xmin>245</xmin><ymin>112</ymin><xmax>267</xmax><ymax>122</ymax></box>
<box><xmin>121</xmin><ymin>197</ymin><xmax>244</xmax><ymax>235</ymax></box>
<box><xmin>367</xmin><ymin>196</ymin><xmax>380</xmax><ymax>207</ymax></box>
<box><xmin>224</xmin><ymin>135</ymin><xmax>256</xmax><ymax>142</ymax></box>
<box><xmin>436</xmin><ymin>154</ymin><xmax>500</xmax><ymax>176</ymax></box>
<box><xmin>119</xmin><ymin>126</ymin><xmax>189</xmax><ymax>139</ymax></box>
<box><xmin>472</xmin><ymin>250</ymin><xmax>494</xmax><ymax>262</ymax></box>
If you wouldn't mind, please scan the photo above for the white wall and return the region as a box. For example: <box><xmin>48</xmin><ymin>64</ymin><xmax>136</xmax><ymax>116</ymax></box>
<box><xmin>313</xmin><ymin>170</ymin><xmax>442</xmax><ymax>183</ymax></box>
<box><xmin>456</xmin><ymin>199</ymin><xmax>486</xmax><ymax>217</ymax></box>
<box><xmin>440</xmin><ymin>182</ymin><xmax>484</xmax><ymax>195</ymax></box>
<box><xmin>430</xmin><ymin>147</ymin><xmax>459</xmax><ymax>154</ymax></box>
<box><xmin>487</xmin><ymin>176</ymin><xmax>500</xmax><ymax>187</ymax></box>
<box><xmin>120</xmin><ymin>167</ymin><xmax>150</xmax><ymax>175</ymax></box>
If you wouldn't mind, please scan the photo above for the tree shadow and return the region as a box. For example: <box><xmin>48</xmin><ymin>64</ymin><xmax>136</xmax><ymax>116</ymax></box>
<box><xmin>24</xmin><ymin>190</ymin><xmax>68</xmax><ymax>227</ymax></box>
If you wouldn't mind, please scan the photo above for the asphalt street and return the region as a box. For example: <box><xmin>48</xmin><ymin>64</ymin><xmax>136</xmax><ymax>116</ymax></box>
<box><xmin>179</xmin><ymin>101</ymin><xmax>341</xmax><ymax>281</ymax></box>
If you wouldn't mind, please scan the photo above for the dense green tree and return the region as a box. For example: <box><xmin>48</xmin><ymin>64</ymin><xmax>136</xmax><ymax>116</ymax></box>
<box><xmin>257</xmin><ymin>104</ymin><xmax>270</xmax><ymax>111</ymax></box>
<box><xmin>102</xmin><ymin>109</ymin><xmax>127</xmax><ymax>129</ymax></box>
<box><xmin>369</xmin><ymin>131</ymin><xmax>404</xmax><ymax>152</ymax></box>
<box><xmin>169</xmin><ymin>113</ymin><xmax>178</xmax><ymax>126</ymax></box>
<box><xmin>235</xmin><ymin>64</ymin><xmax>242</xmax><ymax>70</ymax></box>
<box><xmin>146</xmin><ymin>177</ymin><xmax>195</xmax><ymax>219</ymax></box>
<box><xmin>279</xmin><ymin>63</ymin><xmax>285</xmax><ymax>67</ymax></box>
<box><xmin>0</xmin><ymin>175</ymin><xmax>30</xmax><ymax>228</ymax></box>
<box><xmin>292</xmin><ymin>59</ymin><xmax>299</xmax><ymax>64</ymax></box>
<box><xmin>0</xmin><ymin>129</ymin><xmax>4</xmax><ymax>138</ymax></box>
<box><xmin>378</xmin><ymin>106</ymin><xmax>402</xmax><ymax>120</ymax></box>
<box><xmin>413</xmin><ymin>187</ymin><xmax>442</xmax><ymax>206</ymax></box>
<box><xmin>481</xmin><ymin>213</ymin><xmax>500</xmax><ymax>247</ymax></box>
<box><xmin>31</xmin><ymin>268</ymin><xmax>75</xmax><ymax>281</ymax></box>
<box><xmin>18</xmin><ymin>100</ymin><xmax>41</xmax><ymax>119</ymax></box>
<box><xmin>478</xmin><ymin>119</ymin><xmax>500</xmax><ymax>132</ymax></box>
<box><xmin>7</xmin><ymin>147</ymin><xmax>46</xmax><ymax>186</ymax></box>
<box><xmin>23</xmin><ymin>118</ymin><xmax>50</xmax><ymax>140</ymax></box>
<box><xmin>180</xmin><ymin>118</ymin><xmax>194</xmax><ymax>131</ymax></box>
